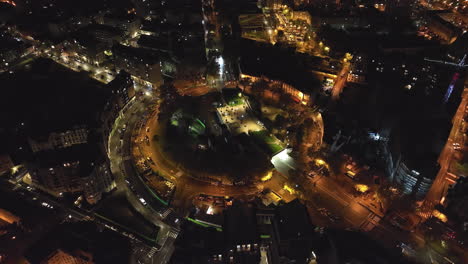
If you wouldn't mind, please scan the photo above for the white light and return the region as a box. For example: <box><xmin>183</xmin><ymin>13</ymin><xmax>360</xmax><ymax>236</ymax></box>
<box><xmin>206</xmin><ymin>206</ymin><xmax>214</xmax><ymax>215</ymax></box>
<box><xmin>216</xmin><ymin>56</ymin><xmax>224</xmax><ymax>75</ymax></box>
<box><xmin>276</xmin><ymin>149</ymin><xmax>289</xmax><ymax>161</ymax></box>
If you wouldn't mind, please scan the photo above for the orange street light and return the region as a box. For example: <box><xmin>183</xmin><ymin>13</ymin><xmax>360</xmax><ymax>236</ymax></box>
<box><xmin>432</xmin><ymin>210</ymin><xmax>448</xmax><ymax>223</ymax></box>
<box><xmin>261</xmin><ymin>171</ymin><xmax>273</xmax><ymax>182</ymax></box>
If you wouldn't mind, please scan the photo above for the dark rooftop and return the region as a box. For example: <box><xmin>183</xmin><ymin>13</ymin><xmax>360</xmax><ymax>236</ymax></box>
<box><xmin>223</xmin><ymin>201</ymin><xmax>258</xmax><ymax>245</ymax></box>
<box><xmin>113</xmin><ymin>44</ymin><xmax>160</xmax><ymax>64</ymax></box>
<box><xmin>25</xmin><ymin>221</ymin><xmax>131</xmax><ymax>264</ymax></box>
<box><xmin>33</xmin><ymin>143</ymin><xmax>103</xmax><ymax>176</ymax></box>
<box><xmin>0</xmin><ymin>58</ymin><xmax>111</xmax><ymax>137</ymax></box>
<box><xmin>239</xmin><ymin>39</ymin><xmax>322</xmax><ymax>93</ymax></box>
<box><xmin>276</xmin><ymin>199</ymin><xmax>315</xmax><ymax>241</ymax></box>
<box><xmin>137</xmin><ymin>35</ymin><xmax>171</xmax><ymax>52</ymax></box>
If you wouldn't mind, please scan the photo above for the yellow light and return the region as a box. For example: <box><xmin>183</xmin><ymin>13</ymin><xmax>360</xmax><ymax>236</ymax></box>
<box><xmin>319</xmin><ymin>42</ymin><xmax>323</xmax><ymax>46</ymax></box>
<box><xmin>261</xmin><ymin>171</ymin><xmax>273</xmax><ymax>182</ymax></box>
<box><xmin>315</xmin><ymin>159</ymin><xmax>326</xmax><ymax>166</ymax></box>
<box><xmin>324</xmin><ymin>46</ymin><xmax>330</xmax><ymax>52</ymax></box>
<box><xmin>11</xmin><ymin>166</ymin><xmax>19</xmax><ymax>174</ymax></box>
<box><xmin>355</xmin><ymin>184</ymin><xmax>369</xmax><ymax>193</ymax></box>
<box><xmin>433</xmin><ymin>210</ymin><xmax>448</xmax><ymax>223</ymax></box>
<box><xmin>283</xmin><ymin>184</ymin><xmax>295</xmax><ymax>194</ymax></box>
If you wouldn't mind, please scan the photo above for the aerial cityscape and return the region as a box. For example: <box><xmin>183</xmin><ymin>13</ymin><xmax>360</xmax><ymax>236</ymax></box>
<box><xmin>0</xmin><ymin>0</ymin><xmax>467</xmax><ymax>263</ymax></box>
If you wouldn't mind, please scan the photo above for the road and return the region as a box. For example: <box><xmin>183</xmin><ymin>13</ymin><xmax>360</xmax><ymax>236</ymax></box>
<box><xmin>298</xmin><ymin>173</ymin><xmax>381</xmax><ymax>228</ymax></box>
<box><xmin>134</xmin><ymin>103</ymin><xmax>264</xmax><ymax>212</ymax></box>
<box><xmin>107</xmin><ymin>92</ymin><xmax>180</xmax><ymax>264</ymax></box>
<box><xmin>0</xmin><ymin>178</ymin><xmax>173</xmax><ymax>264</ymax></box>
<box><xmin>424</xmin><ymin>85</ymin><xmax>468</xmax><ymax>208</ymax></box>
<box><xmin>175</xmin><ymin>81</ymin><xmax>214</xmax><ymax>96</ymax></box>
<box><xmin>331</xmin><ymin>62</ymin><xmax>350</xmax><ymax>100</ymax></box>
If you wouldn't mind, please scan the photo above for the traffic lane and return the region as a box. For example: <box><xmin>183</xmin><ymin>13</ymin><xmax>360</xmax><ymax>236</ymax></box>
<box><xmin>301</xmin><ymin>178</ymin><xmax>371</xmax><ymax>228</ymax></box>
<box><xmin>139</xmin><ymin>105</ymin><xmax>263</xmax><ymax>200</ymax></box>
<box><xmin>305</xmin><ymin>200</ymin><xmax>349</xmax><ymax>228</ymax></box>
<box><xmin>107</xmin><ymin>95</ymin><xmax>178</xmax><ymax>240</ymax></box>
<box><xmin>309</xmin><ymin>187</ymin><xmax>369</xmax><ymax>227</ymax></box>
<box><xmin>139</xmin><ymin>114</ymin><xmax>181</xmax><ymax>183</ymax></box>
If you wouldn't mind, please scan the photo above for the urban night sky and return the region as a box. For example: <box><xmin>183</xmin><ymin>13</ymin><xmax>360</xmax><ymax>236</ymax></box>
<box><xmin>0</xmin><ymin>0</ymin><xmax>467</xmax><ymax>263</ymax></box>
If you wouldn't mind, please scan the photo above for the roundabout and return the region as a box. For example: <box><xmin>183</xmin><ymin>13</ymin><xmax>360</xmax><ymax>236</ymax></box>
<box><xmin>108</xmin><ymin>82</ymin><xmax>324</xmax><ymax>237</ymax></box>
<box><xmin>132</xmin><ymin>88</ymin><xmax>285</xmax><ymax>210</ymax></box>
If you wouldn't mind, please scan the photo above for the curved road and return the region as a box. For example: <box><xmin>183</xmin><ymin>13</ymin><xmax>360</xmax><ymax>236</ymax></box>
<box><xmin>107</xmin><ymin>93</ymin><xmax>178</xmax><ymax>264</ymax></box>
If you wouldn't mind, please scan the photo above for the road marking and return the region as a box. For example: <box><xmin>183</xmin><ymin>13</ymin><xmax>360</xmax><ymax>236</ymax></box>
<box><xmin>315</xmin><ymin>184</ymin><xmax>349</xmax><ymax>206</ymax></box>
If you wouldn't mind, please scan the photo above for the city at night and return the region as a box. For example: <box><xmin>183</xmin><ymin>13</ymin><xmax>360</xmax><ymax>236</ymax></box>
<box><xmin>0</xmin><ymin>0</ymin><xmax>467</xmax><ymax>263</ymax></box>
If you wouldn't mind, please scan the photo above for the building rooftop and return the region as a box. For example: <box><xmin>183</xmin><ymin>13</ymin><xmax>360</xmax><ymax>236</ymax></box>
<box><xmin>78</xmin><ymin>23</ymin><xmax>125</xmax><ymax>39</ymax></box>
<box><xmin>239</xmin><ymin>39</ymin><xmax>322</xmax><ymax>93</ymax></box>
<box><xmin>0</xmin><ymin>31</ymin><xmax>28</xmax><ymax>53</ymax></box>
<box><xmin>137</xmin><ymin>35</ymin><xmax>171</xmax><ymax>52</ymax></box>
<box><xmin>113</xmin><ymin>44</ymin><xmax>160</xmax><ymax>64</ymax></box>
<box><xmin>223</xmin><ymin>201</ymin><xmax>258</xmax><ymax>246</ymax></box>
<box><xmin>275</xmin><ymin>199</ymin><xmax>314</xmax><ymax>241</ymax></box>
<box><xmin>25</xmin><ymin>222</ymin><xmax>131</xmax><ymax>264</ymax></box>
<box><xmin>33</xmin><ymin>143</ymin><xmax>103</xmax><ymax>176</ymax></box>
<box><xmin>0</xmin><ymin>58</ymin><xmax>111</xmax><ymax>138</ymax></box>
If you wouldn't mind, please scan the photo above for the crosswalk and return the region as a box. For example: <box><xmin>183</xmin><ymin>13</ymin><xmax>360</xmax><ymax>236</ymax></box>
<box><xmin>359</xmin><ymin>212</ymin><xmax>382</xmax><ymax>232</ymax></box>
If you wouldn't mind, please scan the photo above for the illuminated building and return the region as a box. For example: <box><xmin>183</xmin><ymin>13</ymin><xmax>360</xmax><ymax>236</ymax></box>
<box><xmin>223</xmin><ymin>201</ymin><xmax>261</xmax><ymax>263</ymax></box>
<box><xmin>347</xmin><ymin>55</ymin><xmax>368</xmax><ymax>84</ymax></box>
<box><xmin>113</xmin><ymin>44</ymin><xmax>163</xmax><ymax>86</ymax></box>
<box><xmin>79</xmin><ymin>24</ymin><xmax>125</xmax><ymax>46</ymax></box>
<box><xmin>445</xmin><ymin>177</ymin><xmax>468</xmax><ymax>239</ymax></box>
<box><xmin>393</xmin><ymin>161</ymin><xmax>434</xmax><ymax>200</ymax></box>
<box><xmin>261</xmin><ymin>0</ymin><xmax>283</xmax><ymax>10</ymax></box>
<box><xmin>28</xmin><ymin>128</ymin><xmax>89</xmax><ymax>153</ymax></box>
<box><xmin>29</xmin><ymin>144</ymin><xmax>115</xmax><ymax>202</ymax></box>
<box><xmin>0</xmin><ymin>31</ymin><xmax>33</xmax><ymax>70</ymax></box>
<box><xmin>42</xmin><ymin>249</ymin><xmax>93</xmax><ymax>264</ymax></box>
<box><xmin>82</xmin><ymin>162</ymin><xmax>115</xmax><ymax>204</ymax></box>
<box><xmin>65</xmin><ymin>36</ymin><xmax>108</xmax><ymax>66</ymax></box>
<box><xmin>100</xmin><ymin>71</ymin><xmax>135</xmax><ymax>148</ymax></box>
<box><xmin>426</xmin><ymin>11</ymin><xmax>463</xmax><ymax>44</ymax></box>
<box><xmin>29</xmin><ymin>144</ymin><xmax>114</xmax><ymax>200</ymax></box>
<box><xmin>96</xmin><ymin>13</ymin><xmax>141</xmax><ymax>37</ymax></box>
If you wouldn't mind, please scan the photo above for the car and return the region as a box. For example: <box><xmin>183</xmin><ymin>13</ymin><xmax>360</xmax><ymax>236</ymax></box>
<box><xmin>318</xmin><ymin>208</ymin><xmax>329</xmax><ymax>216</ymax></box>
<box><xmin>329</xmin><ymin>215</ymin><xmax>341</xmax><ymax>222</ymax></box>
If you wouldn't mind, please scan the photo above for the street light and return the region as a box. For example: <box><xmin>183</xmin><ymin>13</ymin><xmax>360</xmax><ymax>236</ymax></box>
<box><xmin>315</xmin><ymin>159</ymin><xmax>326</xmax><ymax>166</ymax></box>
<box><xmin>261</xmin><ymin>171</ymin><xmax>273</xmax><ymax>182</ymax></box>
<box><xmin>355</xmin><ymin>184</ymin><xmax>369</xmax><ymax>193</ymax></box>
